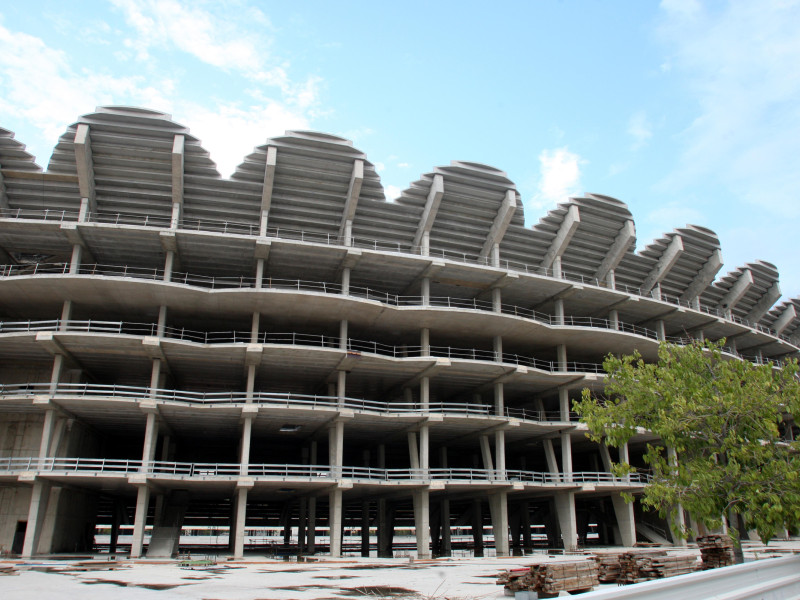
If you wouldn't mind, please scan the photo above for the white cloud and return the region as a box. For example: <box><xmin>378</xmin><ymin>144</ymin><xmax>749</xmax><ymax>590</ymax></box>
<box><xmin>529</xmin><ymin>147</ymin><xmax>585</xmax><ymax>210</ymax></box>
<box><xmin>397</xmin><ymin>162</ymin><xmax>410</xmax><ymax>168</ymax></box>
<box><xmin>384</xmin><ymin>185</ymin><xmax>402</xmax><ymax>201</ymax></box>
<box><xmin>374</xmin><ymin>162</ymin><xmax>386</xmax><ymax>173</ymax></box>
<box><xmin>657</xmin><ymin>0</ymin><xmax>800</xmax><ymax>211</ymax></box>
<box><xmin>0</xmin><ymin>23</ymin><xmax>173</xmax><ymax>160</ymax></box>
<box><xmin>627</xmin><ymin>110</ymin><xmax>652</xmax><ymax>150</ymax></box>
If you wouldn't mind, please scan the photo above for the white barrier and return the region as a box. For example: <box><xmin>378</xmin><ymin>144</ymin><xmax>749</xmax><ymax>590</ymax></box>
<box><xmin>579</xmin><ymin>555</ymin><xmax>800</xmax><ymax>600</ymax></box>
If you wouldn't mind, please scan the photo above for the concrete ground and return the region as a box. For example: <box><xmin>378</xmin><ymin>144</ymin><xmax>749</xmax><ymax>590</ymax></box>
<box><xmin>2</xmin><ymin>542</ymin><xmax>798</xmax><ymax>599</ymax></box>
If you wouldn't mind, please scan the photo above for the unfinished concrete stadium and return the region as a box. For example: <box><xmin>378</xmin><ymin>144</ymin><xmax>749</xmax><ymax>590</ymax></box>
<box><xmin>0</xmin><ymin>106</ymin><xmax>798</xmax><ymax>559</ymax></box>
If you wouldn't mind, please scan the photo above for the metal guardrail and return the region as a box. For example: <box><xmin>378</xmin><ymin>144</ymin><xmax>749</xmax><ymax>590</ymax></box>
<box><xmin>0</xmin><ymin>456</ymin><xmax>650</xmax><ymax>484</ymax></box>
<box><xmin>1</xmin><ymin>209</ymin><xmax>795</xmax><ymax>348</ymax></box>
<box><xmin>577</xmin><ymin>555</ymin><xmax>800</xmax><ymax>600</ymax></box>
<box><xmin>0</xmin><ymin>318</ymin><xmax>605</xmax><ymax>374</ymax></box>
<box><xmin>0</xmin><ymin>382</ymin><xmax>580</xmax><ymax>422</ymax></box>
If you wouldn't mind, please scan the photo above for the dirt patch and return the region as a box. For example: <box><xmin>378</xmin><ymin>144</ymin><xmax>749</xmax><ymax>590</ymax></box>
<box><xmin>83</xmin><ymin>579</ymin><xmax>192</xmax><ymax>590</ymax></box>
<box><xmin>313</xmin><ymin>575</ymin><xmax>358</xmax><ymax>579</ymax></box>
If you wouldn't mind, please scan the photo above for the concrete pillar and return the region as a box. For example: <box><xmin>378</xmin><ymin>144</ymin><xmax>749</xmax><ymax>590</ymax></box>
<box><xmin>246</xmin><ymin>365</ymin><xmax>256</xmax><ymax>401</ymax></box>
<box><xmin>329</xmin><ymin>421</ymin><xmax>344</xmax><ymax>478</ymax></box>
<box><xmin>421</xmin><ymin>231</ymin><xmax>430</xmax><ymax>256</ymax></box>
<box><xmin>255</xmin><ymin>258</ymin><xmax>264</xmax><ymax>289</ymax></box>
<box><xmin>559</xmin><ymin>387</ymin><xmax>570</xmax><ymax>421</ymax></box>
<box><xmin>554</xmin><ymin>491</ymin><xmax>578</xmax><ymax>550</ymax></box>
<box><xmin>149</xmin><ymin>359</ymin><xmax>161</xmax><ymax>397</ymax></box>
<box><xmin>233</xmin><ymin>487</ymin><xmax>248</xmax><ymax>558</ymax></box>
<box><xmin>492</xmin><ymin>287</ymin><xmax>502</xmax><ymax>313</ymax></box>
<box><xmin>557</xmin><ymin>344</ymin><xmax>568</xmax><ymax>372</ymax></box>
<box><xmin>339</xmin><ymin>319</ymin><xmax>348</xmax><ymax>350</ymax></box>
<box><xmin>421</xmin><ymin>277</ymin><xmax>430</xmax><ymax>305</ymax></box>
<box><xmin>420</xmin><ymin>327</ymin><xmax>430</xmax><ymax>355</ymax></box>
<box><xmin>479</xmin><ymin>434</ymin><xmax>494</xmax><ymax>478</ymax></box>
<box><xmin>49</xmin><ymin>354</ymin><xmax>64</xmax><ymax>395</ymax></box>
<box><xmin>553</xmin><ymin>255</ymin><xmax>562</xmax><ymax>278</ymax></box>
<box><xmin>609</xmin><ymin>309</ymin><xmax>619</xmax><ymax>330</ymax></box>
<box><xmin>543</xmin><ymin>438</ymin><xmax>560</xmax><ymax>478</ymax></box>
<box><xmin>336</xmin><ymin>370</ymin><xmax>346</xmax><ymax>407</ymax></box>
<box><xmin>440</xmin><ymin>499</ymin><xmax>451</xmax><ymax>556</ymax></box>
<box><xmin>163</xmin><ymin>250</ymin><xmax>174</xmax><ymax>282</ymax></box>
<box><xmin>419</xmin><ymin>425</ymin><xmax>429</xmax><ymax>475</ymax></box>
<box><xmin>606</xmin><ymin>269</ymin><xmax>616</xmax><ymax>290</ymax></box>
<box><xmin>493</xmin><ymin>335</ymin><xmax>503</xmax><ymax>362</ymax></box>
<box><xmin>308</xmin><ymin>441</ymin><xmax>317</xmax><ymax>553</ymax></box>
<box><xmin>420</xmin><ymin>377</ymin><xmax>429</xmax><ymax>410</ymax></box>
<box><xmin>130</xmin><ymin>484</ymin><xmax>151</xmax><ymax>558</ymax></box>
<box><xmin>667</xmin><ymin>447</ymin><xmax>688</xmax><ymax>546</ymax></box>
<box><xmin>408</xmin><ymin>431</ymin><xmax>420</xmax><ymax>470</ymax></box>
<box><xmin>59</xmin><ymin>300</ymin><xmax>72</xmax><ymax>330</ymax></box>
<box><xmin>495</xmin><ymin>429</ymin><xmax>506</xmax><ymax>479</ymax></box>
<box><xmin>250</xmin><ymin>312</ymin><xmax>260</xmax><ymax>343</ymax></box>
<box><xmin>329</xmin><ymin>488</ymin><xmax>343</xmax><ymax>557</ymax></box>
<box><xmin>489</xmin><ymin>491</ymin><xmax>509</xmax><ymax>556</ymax></box>
<box><xmin>240</xmin><ymin>417</ymin><xmax>252</xmax><ymax>475</ymax></box>
<box><xmin>491</xmin><ymin>242</ymin><xmax>500</xmax><ymax>268</ymax></box>
<box><xmin>413</xmin><ymin>489</ymin><xmax>431</xmax><ymax>558</ymax></box>
<box><xmin>656</xmin><ymin>319</ymin><xmax>666</xmax><ymax>341</ymax></box>
<box><xmin>560</xmin><ymin>432</ymin><xmax>573</xmax><ymax>481</ymax></box>
<box><xmin>38</xmin><ymin>409</ymin><xmax>58</xmax><ymax>465</ymax></box>
<box><xmin>69</xmin><ymin>243</ymin><xmax>82</xmax><ymax>274</ymax></box>
<box><xmin>341</xmin><ymin>266</ymin><xmax>351</xmax><ymax>295</ymax></box>
<box><xmin>141</xmin><ymin>412</ymin><xmax>159</xmax><ymax>471</ymax></box>
<box><xmin>157</xmin><ymin>305</ymin><xmax>168</xmax><ymax>337</ymax></box>
<box><xmin>611</xmin><ymin>493</ymin><xmax>636</xmax><ymax>547</ymax></box>
<box><xmin>20</xmin><ymin>480</ymin><xmax>51</xmax><ymax>557</ymax></box>
<box><xmin>554</xmin><ymin>298</ymin><xmax>565</xmax><ymax>325</ymax></box>
<box><xmin>619</xmin><ymin>443</ymin><xmax>631</xmax><ymax>482</ymax></box>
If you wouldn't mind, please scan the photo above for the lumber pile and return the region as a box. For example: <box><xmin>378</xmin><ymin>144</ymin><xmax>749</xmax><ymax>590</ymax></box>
<box><xmin>497</xmin><ymin>561</ymin><xmax>598</xmax><ymax>597</ymax></box>
<box><xmin>619</xmin><ymin>551</ymin><xmax>698</xmax><ymax>583</ymax></box>
<box><xmin>592</xmin><ymin>552</ymin><xmax>624</xmax><ymax>582</ymax></box>
<box><xmin>697</xmin><ymin>534</ymin><xmax>736</xmax><ymax>569</ymax></box>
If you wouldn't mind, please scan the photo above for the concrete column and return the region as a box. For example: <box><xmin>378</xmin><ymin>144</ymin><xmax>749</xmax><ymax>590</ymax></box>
<box><xmin>413</xmin><ymin>489</ymin><xmax>431</xmax><ymax>558</ymax></box>
<box><xmin>611</xmin><ymin>493</ymin><xmax>636</xmax><ymax>547</ymax></box>
<box><xmin>163</xmin><ymin>250</ymin><xmax>174</xmax><ymax>282</ymax></box>
<box><xmin>619</xmin><ymin>443</ymin><xmax>631</xmax><ymax>482</ymax></box>
<box><xmin>420</xmin><ymin>327</ymin><xmax>430</xmax><ymax>355</ymax></box>
<box><xmin>420</xmin><ymin>377</ymin><xmax>429</xmax><ymax>410</ymax></box>
<box><xmin>554</xmin><ymin>298</ymin><xmax>565</xmax><ymax>325</ymax></box>
<box><xmin>421</xmin><ymin>277</ymin><xmax>430</xmax><ymax>305</ymax></box>
<box><xmin>20</xmin><ymin>480</ymin><xmax>51</xmax><ymax>557</ymax></box>
<box><xmin>495</xmin><ymin>430</ymin><xmax>506</xmax><ymax>479</ymax></box>
<box><xmin>560</xmin><ymin>432</ymin><xmax>573</xmax><ymax>481</ymax></box>
<box><xmin>655</xmin><ymin>319</ymin><xmax>666</xmax><ymax>341</ymax></box>
<box><xmin>556</xmin><ymin>344</ymin><xmax>568</xmax><ymax>372</ymax></box>
<box><xmin>69</xmin><ymin>243</ymin><xmax>82</xmax><ymax>274</ymax></box>
<box><xmin>440</xmin><ymin>498</ymin><xmax>451</xmax><ymax>556</ymax></box>
<box><xmin>492</xmin><ymin>287</ymin><xmax>502</xmax><ymax>313</ymax></box>
<box><xmin>559</xmin><ymin>387</ymin><xmax>570</xmax><ymax>421</ymax></box>
<box><xmin>308</xmin><ymin>441</ymin><xmax>317</xmax><ymax>553</ymax></box>
<box><xmin>493</xmin><ymin>335</ymin><xmax>503</xmax><ymax>362</ymax></box>
<box><xmin>49</xmin><ymin>354</ymin><xmax>64</xmax><ymax>395</ymax></box>
<box><xmin>408</xmin><ymin>431</ymin><xmax>420</xmax><ymax>470</ymax></box>
<box><xmin>489</xmin><ymin>491</ymin><xmax>509</xmax><ymax>556</ymax></box>
<box><xmin>609</xmin><ymin>309</ymin><xmax>619</xmax><ymax>330</ymax></box>
<box><xmin>233</xmin><ymin>488</ymin><xmax>248</xmax><ymax>558</ymax></box>
<box><xmin>479</xmin><ymin>434</ymin><xmax>494</xmax><ymax>478</ymax></box>
<box><xmin>421</xmin><ymin>231</ymin><xmax>430</xmax><ymax>256</ymax></box>
<box><xmin>130</xmin><ymin>484</ymin><xmax>151</xmax><ymax>558</ymax></box>
<box><xmin>494</xmin><ymin>382</ymin><xmax>504</xmax><ymax>416</ymax></box>
<box><xmin>157</xmin><ymin>305</ymin><xmax>168</xmax><ymax>337</ymax></box>
<box><xmin>59</xmin><ymin>300</ymin><xmax>72</xmax><ymax>331</ymax></box>
<box><xmin>341</xmin><ymin>267</ymin><xmax>351</xmax><ymax>295</ymax></box>
<box><xmin>240</xmin><ymin>417</ymin><xmax>253</xmax><ymax>475</ymax></box>
<box><xmin>38</xmin><ymin>409</ymin><xmax>57</xmax><ymax>465</ymax></box>
<box><xmin>339</xmin><ymin>319</ymin><xmax>348</xmax><ymax>350</ymax></box>
<box><xmin>606</xmin><ymin>269</ymin><xmax>616</xmax><ymax>290</ymax></box>
<box><xmin>246</xmin><ymin>365</ymin><xmax>256</xmax><ymax>401</ymax></box>
<box><xmin>667</xmin><ymin>447</ymin><xmax>688</xmax><ymax>546</ymax></box>
<box><xmin>554</xmin><ymin>491</ymin><xmax>578</xmax><ymax>550</ymax></box>
<box><xmin>553</xmin><ymin>255</ymin><xmax>562</xmax><ymax>278</ymax></box>
<box><xmin>329</xmin><ymin>421</ymin><xmax>344</xmax><ymax>477</ymax></box>
<box><xmin>419</xmin><ymin>425</ymin><xmax>429</xmax><ymax>476</ymax></box>
<box><xmin>255</xmin><ymin>258</ymin><xmax>264</xmax><ymax>289</ymax></box>
<box><xmin>491</xmin><ymin>242</ymin><xmax>500</xmax><ymax>268</ymax></box>
<box><xmin>543</xmin><ymin>438</ymin><xmax>560</xmax><ymax>478</ymax></box>
<box><xmin>149</xmin><ymin>359</ymin><xmax>161</xmax><ymax>398</ymax></box>
<box><xmin>141</xmin><ymin>412</ymin><xmax>159</xmax><ymax>472</ymax></box>
<box><xmin>250</xmin><ymin>312</ymin><xmax>260</xmax><ymax>343</ymax></box>
<box><xmin>336</xmin><ymin>370</ymin><xmax>346</xmax><ymax>407</ymax></box>
<box><xmin>329</xmin><ymin>488</ymin><xmax>343</xmax><ymax>557</ymax></box>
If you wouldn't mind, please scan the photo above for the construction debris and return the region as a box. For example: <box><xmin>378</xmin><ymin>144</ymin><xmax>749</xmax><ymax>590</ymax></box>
<box><xmin>497</xmin><ymin>560</ymin><xmax>599</xmax><ymax>597</ymax></box>
<box><xmin>697</xmin><ymin>534</ymin><xmax>737</xmax><ymax>569</ymax></box>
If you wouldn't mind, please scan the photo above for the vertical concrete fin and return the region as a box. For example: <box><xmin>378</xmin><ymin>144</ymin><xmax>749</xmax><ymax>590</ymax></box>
<box><xmin>73</xmin><ymin>123</ymin><xmax>96</xmax><ymax>213</ymax></box>
<box><xmin>679</xmin><ymin>248</ymin><xmax>723</xmax><ymax>305</ymax></box>
<box><xmin>412</xmin><ymin>174</ymin><xmax>444</xmax><ymax>250</ymax></box>
<box><xmin>717</xmin><ymin>268</ymin><xmax>754</xmax><ymax>314</ymax></box>
<box><xmin>745</xmin><ymin>281</ymin><xmax>781</xmax><ymax>324</ymax></box>
<box><xmin>171</xmin><ymin>134</ymin><xmax>184</xmax><ymax>206</ymax></box>
<box><xmin>773</xmin><ymin>303</ymin><xmax>797</xmax><ymax>336</ymax></box>
<box><xmin>479</xmin><ymin>189</ymin><xmax>517</xmax><ymax>259</ymax></box>
<box><xmin>260</xmin><ymin>145</ymin><xmax>277</xmax><ymax>230</ymax></box>
<box><xmin>339</xmin><ymin>159</ymin><xmax>364</xmax><ymax>240</ymax></box>
<box><xmin>595</xmin><ymin>219</ymin><xmax>635</xmax><ymax>283</ymax></box>
<box><xmin>541</xmin><ymin>204</ymin><xmax>580</xmax><ymax>271</ymax></box>
<box><xmin>641</xmin><ymin>234</ymin><xmax>684</xmax><ymax>295</ymax></box>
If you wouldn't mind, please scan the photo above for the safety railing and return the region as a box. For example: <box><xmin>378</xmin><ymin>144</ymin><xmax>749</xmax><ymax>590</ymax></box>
<box><xmin>0</xmin><ymin>456</ymin><xmax>651</xmax><ymax>485</ymax></box>
<box><xmin>0</xmin><ymin>382</ymin><xmax>582</xmax><ymax>423</ymax></box>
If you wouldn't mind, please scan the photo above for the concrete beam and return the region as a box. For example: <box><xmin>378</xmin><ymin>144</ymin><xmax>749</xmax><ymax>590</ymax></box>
<box><xmin>541</xmin><ymin>204</ymin><xmax>580</xmax><ymax>271</ymax></box>
<box><xmin>641</xmin><ymin>234</ymin><xmax>684</xmax><ymax>295</ymax></box>
<box><xmin>400</xmin><ymin>260</ymin><xmax>445</xmax><ymax>295</ymax></box>
<box><xmin>34</xmin><ymin>332</ymin><xmax>81</xmax><ymax>370</ymax></box>
<box><xmin>73</xmin><ymin>124</ymin><xmax>96</xmax><ymax>214</ymax></box>
<box><xmin>718</xmin><ymin>268</ymin><xmax>754</xmax><ymax>315</ymax></box>
<box><xmin>479</xmin><ymin>190</ymin><xmax>516</xmax><ymax>259</ymax></box>
<box><xmin>59</xmin><ymin>223</ymin><xmax>96</xmax><ymax>264</ymax></box>
<box><xmin>679</xmin><ymin>248</ymin><xmax>723</xmax><ymax>306</ymax></box>
<box><xmin>338</xmin><ymin>159</ymin><xmax>364</xmax><ymax>241</ymax></box>
<box><xmin>142</xmin><ymin>337</ymin><xmax>172</xmax><ymax>376</ymax></box>
<box><xmin>594</xmin><ymin>220</ymin><xmax>635</xmax><ymax>283</ymax></box>
<box><xmin>773</xmin><ymin>304</ymin><xmax>797</xmax><ymax>336</ymax></box>
<box><xmin>412</xmin><ymin>174</ymin><xmax>444</xmax><ymax>251</ymax></box>
<box><xmin>171</xmin><ymin>134</ymin><xmax>184</xmax><ymax>206</ymax></box>
<box><xmin>745</xmin><ymin>281</ymin><xmax>781</xmax><ymax>324</ymax></box>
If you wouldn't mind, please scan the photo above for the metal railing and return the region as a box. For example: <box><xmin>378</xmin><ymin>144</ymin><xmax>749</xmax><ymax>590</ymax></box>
<box><xmin>0</xmin><ymin>382</ymin><xmax>582</xmax><ymax>422</ymax></box>
<box><xmin>0</xmin><ymin>207</ymin><xmax>795</xmax><ymax>347</ymax></box>
<box><xmin>0</xmin><ymin>456</ymin><xmax>651</xmax><ymax>485</ymax></box>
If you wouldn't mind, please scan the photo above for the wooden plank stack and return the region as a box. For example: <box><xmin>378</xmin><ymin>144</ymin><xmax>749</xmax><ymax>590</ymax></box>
<box><xmin>697</xmin><ymin>534</ymin><xmax>736</xmax><ymax>569</ymax></box>
<box><xmin>619</xmin><ymin>552</ymin><xmax>698</xmax><ymax>583</ymax></box>
<box><xmin>591</xmin><ymin>552</ymin><xmax>624</xmax><ymax>582</ymax></box>
<box><xmin>497</xmin><ymin>561</ymin><xmax>599</xmax><ymax>597</ymax></box>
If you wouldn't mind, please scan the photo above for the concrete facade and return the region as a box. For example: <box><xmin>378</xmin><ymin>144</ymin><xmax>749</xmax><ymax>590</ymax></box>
<box><xmin>0</xmin><ymin>107</ymin><xmax>798</xmax><ymax>558</ymax></box>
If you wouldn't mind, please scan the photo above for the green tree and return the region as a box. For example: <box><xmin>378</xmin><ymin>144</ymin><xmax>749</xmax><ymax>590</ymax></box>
<box><xmin>574</xmin><ymin>339</ymin><xmax>800</xmax><ymax>544</ymax></box>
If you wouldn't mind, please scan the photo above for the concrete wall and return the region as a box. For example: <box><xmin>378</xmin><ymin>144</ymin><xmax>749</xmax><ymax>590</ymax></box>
<box><xmin>0</xmin><ymin>413</ymin><xmax>44</xmax><ymax>458</ymax></box>
<box><xmin>0</xmin><ymin>487</ymin><xmax>32</xmax><ymax>554</ymax></box>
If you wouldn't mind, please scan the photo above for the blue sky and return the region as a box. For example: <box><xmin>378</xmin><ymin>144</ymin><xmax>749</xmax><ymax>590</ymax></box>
<box><xmin>1</xmin><ymin>0</ymin><xmax>799</xmax><ymax>298</ymax></box>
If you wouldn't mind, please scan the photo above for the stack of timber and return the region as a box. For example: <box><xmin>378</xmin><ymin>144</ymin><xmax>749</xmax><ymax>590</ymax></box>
<box><xmin>618</xmin><ymin>551</ymin><xmax>698</xmax><ymax>583</ymax></box>
<box><xmin>591</xmin><ymin>552</ymin><xmax>624</xmax><ymax>583</ymax></box>
<box><xmin>497</xmin><ymin>561</ymin><xmax>598</xmax><ymax>597</ymax></box>
<box><xmin>697</xmin><ymin>534</ymin><xmax>736</xmax><ymax>569</ymax></box>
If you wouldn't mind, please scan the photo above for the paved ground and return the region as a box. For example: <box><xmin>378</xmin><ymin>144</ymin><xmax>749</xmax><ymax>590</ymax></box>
<box><xmin>2</xmin><ymin>542</ymin><xmax>798</xmax><ymax>599</ymax></box>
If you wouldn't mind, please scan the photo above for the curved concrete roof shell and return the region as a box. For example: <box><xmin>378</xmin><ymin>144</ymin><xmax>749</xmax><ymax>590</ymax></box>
<box><xmin>0</xmin><ymin>106</ymin><xmax>795</xmax><ymax>339</ymax></box>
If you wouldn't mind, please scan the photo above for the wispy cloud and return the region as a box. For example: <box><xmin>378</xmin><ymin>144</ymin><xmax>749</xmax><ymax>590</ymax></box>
<box><xmin>657</xmin><ymin>0</ymin><xmax>800</xmax><ymax>211</ymax></box>
<box><xmin>627</xmin><ymin>110</ymin><xmax>652</xmax><ymax>150</ymax></box>
<box><xmin>529</xmin><ymin>147</ymin><xmax>585</xmax><ymax>210</ymax></box>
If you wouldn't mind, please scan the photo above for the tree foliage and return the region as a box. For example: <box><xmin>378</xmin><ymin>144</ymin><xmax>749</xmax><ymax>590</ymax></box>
<box><xmin>574</xmin><ymin>340</ymin><xmax>800</xmax><ymax>543</ymax></box>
